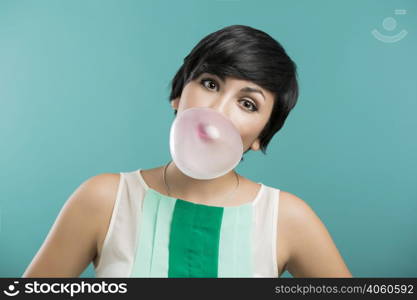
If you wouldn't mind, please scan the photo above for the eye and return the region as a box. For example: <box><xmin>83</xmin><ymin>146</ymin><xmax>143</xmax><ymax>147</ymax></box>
<box><xmin>240</xmin><ymin>99</ymin><xmax>258</xmax><ymax>112</ymax></box>
<box><xmin>200</xmin><ymin>77</ymin><xmax>259</xmax><ymax>112</ymax></box>
<box><xmin>200</xmin><ymin>78</ymin><xmax>218</xmax><ymax>91</ymax></box>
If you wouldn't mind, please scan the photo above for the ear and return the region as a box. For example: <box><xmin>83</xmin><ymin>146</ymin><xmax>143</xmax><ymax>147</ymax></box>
<box><xmin>171</xmin><ymin>97</ymin><xmax>180</xmax><ymax>111</ymax></box>
<box><xmin>250</xmin><ymin>139</ymin><xmax>261</xmax><ymax>151</ymax></box>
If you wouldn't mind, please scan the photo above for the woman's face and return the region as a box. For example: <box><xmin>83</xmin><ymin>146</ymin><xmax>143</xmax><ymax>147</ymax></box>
<box><xmin>171</xmin><ymin>72</ymin><xmax>275</xmax><ymax>152</ymax></box>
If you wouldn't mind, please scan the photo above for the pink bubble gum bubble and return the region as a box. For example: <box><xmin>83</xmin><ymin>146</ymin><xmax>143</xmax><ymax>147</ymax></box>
<box><xmin>169</xmin><ymin>107</ymin><xmax>243</xmax><ymax>180</ymax></box>
<box><xmin>197</xmin><ymin>123</ymin><xmax>219</xmax><ymax>141</ymax></box>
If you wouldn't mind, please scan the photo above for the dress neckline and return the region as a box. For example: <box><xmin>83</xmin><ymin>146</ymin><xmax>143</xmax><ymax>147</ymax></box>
<box><xmin>135</xmin><ymin>169</ymin><xmax>264</xmax><ymax>208</ymax></box>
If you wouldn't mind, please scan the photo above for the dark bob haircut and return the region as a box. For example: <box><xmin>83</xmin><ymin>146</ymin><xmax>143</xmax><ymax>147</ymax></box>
<box><xmin>169</xmin><ymin>24</ymin><xmax>299</xmax><ymax>155</ymax></box>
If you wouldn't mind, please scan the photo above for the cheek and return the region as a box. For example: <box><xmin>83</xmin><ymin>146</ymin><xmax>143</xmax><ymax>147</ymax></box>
<box><xmin>234</xmin><ymin>121</ymin><xmax>263</xmax><ymax>146</ymax></box>
<box><xmin>179</xmin><ymin>85</ymin><xmax>207</xmax><ymax>109</ymax></box>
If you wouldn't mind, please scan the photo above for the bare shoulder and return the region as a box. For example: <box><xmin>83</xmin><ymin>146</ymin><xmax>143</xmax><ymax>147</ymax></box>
<box><xmin>62</xmin><ymin>172</ymin><xmax>122</xmax><ymax>264</ymax></box>
<box><xmin>64</xmin><ymin>172</ymin><xmax>122</xmax><ymax>268</ymax></box>
<box><xmin>278</xmin><ymin>190</ymin><xmax>316</xmax><ymax>222</ymax></box>
<box><xmin>80</xmin><ymin>173</ymin><xmax>121</xmax><ymax>202</ymax></box>
<box><xmin>85</xmin><ymin>173</ymin><xmax>121</xmax><ymax>266</ymax></box>
<box><xmin>276</xmin><ymin>190</ymin><xmax>304</xmax><ymax>277</ymax></box>
<box><xmin>22</xmin><ymin>173</ymin><xmax>121</xmax><ymax>277</ymax></box>
<box><xmin>277</xmin><ymin>190</ymin><xmax>352</xmax><ymax>278</ymax></box>
<box><xmin>73</xmin><ymin>173</ymin><xmax>121</xmax><ymax>226</ymax></box>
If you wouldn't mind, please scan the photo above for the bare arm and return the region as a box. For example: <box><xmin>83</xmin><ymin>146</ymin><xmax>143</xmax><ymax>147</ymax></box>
<box><xmin>22</xmin><ymin>173</ymin><xmax>119</xmax><ymax>277</ymax></box>
<box><xmin>281</xmin><ymin>192</ymin><xmax>352</xmax><ymax>278</ymax></box>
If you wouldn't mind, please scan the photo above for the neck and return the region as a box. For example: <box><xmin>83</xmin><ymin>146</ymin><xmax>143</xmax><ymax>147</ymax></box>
<box><xmin>164</xmin><ymin>160</ymin><xmax>239</xmax><ymax>204</ymax></box>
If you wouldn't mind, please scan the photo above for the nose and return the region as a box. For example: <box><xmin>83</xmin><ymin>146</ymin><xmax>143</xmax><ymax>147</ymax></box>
<box><xmin>206</xmin><ymin>97</ymin><xmax>231</xmax><ymax>120</ymax></box>
<box><xmin>202</xmin><ymin>101</ymin><xmax>239</xmax><ymax>134</ymax></box>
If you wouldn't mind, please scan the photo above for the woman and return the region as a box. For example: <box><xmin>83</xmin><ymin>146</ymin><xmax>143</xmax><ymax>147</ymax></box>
<box><xmin>23</xmin><ymin>25</ymin><xmax>352</xmax><ymax>278</ymax></box>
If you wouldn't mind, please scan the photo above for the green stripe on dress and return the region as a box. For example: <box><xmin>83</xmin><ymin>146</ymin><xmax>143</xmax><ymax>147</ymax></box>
<box><xmin>168</xmin><ymin>199</ymin><xmax>224</xmax><ymax>277</ymax></box>
<box><xmin>130</xmin><ymin>188</ymin><xmax>254</xmax><ymax>278</ymax></box>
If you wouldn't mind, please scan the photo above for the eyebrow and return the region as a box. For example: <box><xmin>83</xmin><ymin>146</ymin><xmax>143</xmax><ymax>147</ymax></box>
<box><xmin>204</xmin><ymin>73</ymin><xmax>266</xmax><ymax>101</ymax></box>
<box><xmin>240</xmin><ymin>87</ymin><xmax>265</xmax><ymax>101</ymax></box>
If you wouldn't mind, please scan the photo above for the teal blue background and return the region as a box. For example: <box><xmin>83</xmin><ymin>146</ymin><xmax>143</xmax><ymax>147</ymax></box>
<box><xmin>0</xmin><ymin>0</ymin><xmax>416</xmax><ymax>278</ymax></box>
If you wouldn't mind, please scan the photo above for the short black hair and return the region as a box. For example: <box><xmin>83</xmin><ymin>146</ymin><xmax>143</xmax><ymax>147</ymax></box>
<box><xmin>168</xmin><ymin>24</ymin><xmax>299</xmax><ymax>155</ymax></box>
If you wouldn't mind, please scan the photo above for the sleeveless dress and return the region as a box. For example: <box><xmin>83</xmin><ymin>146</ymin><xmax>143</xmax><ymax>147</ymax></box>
<box><xmin>94</xmin><ymin>169</ymin><xmax>281</xmax><ymax>278</ymax></box>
